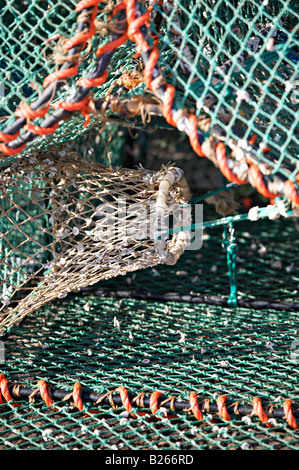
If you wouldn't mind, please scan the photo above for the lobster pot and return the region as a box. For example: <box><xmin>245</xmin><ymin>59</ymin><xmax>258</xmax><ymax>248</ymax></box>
<box><xmin>0</xmin><ymin>150</ymin><xmax>192</xmax><ymax>334</ymax></box>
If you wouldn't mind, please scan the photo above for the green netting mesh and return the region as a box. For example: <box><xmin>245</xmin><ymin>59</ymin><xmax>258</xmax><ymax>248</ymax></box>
<box><xmin>1</xmin><ymin>294</ymin><xmax>298</xmax><ymax>450</ymax></box>
<box><xmin>0</xmin><ymin>0</ymin><xmax>298</xmax><ymax>178</ymax></box>
<box><xmin>0</xmin><ymin>214</ymin><xmax>298</xmax><ymax>449</ymax></box>
<box><xmin>97</xmin><ymin>216</ymin><xmax>299</xmax><ymax>308</ymax></box>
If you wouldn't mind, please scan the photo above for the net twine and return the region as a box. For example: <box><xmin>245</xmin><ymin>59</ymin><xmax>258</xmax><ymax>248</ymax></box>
<box><xmin>1</xmin><ymin>374</ymin><xmax>298</xmax><ymax>430</ymax></box>
<box><xmin>0</xmin><ymin>150</ymin><xmax>191</xmax><ymax>334</ymax></box>
<box><xmin>0</xmin><ymin>0</ymin><xmax>298</xmax><ymax>206</ymax></box>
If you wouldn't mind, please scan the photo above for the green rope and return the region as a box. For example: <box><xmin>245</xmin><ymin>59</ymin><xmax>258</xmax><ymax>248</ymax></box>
<box><xmin>189</xmin><ymin>182</ymin><xmax>239</xmax><ymax>205</ymax></box>
<box><xmin>223</xmin><ymin>222</ymin><xmax>238</xmax><ymax>307</ymax></box>
<box><xmin>162</xmin><ymin>205</ymin><xmax>294</xmax><ymax>238</ymax></box>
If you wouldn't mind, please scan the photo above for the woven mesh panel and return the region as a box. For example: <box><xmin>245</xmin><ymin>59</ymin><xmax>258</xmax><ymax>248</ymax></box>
<box><xmin>0</xmin><ymin>150</ymin><xmax>191</xmax><ymax>333</ymax></box>
<box><xmin>0</xmin><ymin>0</ymin><xmax>298</xmax><ymax>450</ymax></box>
<box><xmin>0</xmin><ymin>0</ymin><xmax>297</xmax><ymax>182</ymax></box>
<box><xmin>0</xmin><ymin>295</ymin><xmax>298</xmax><ymax>450</ymax></box>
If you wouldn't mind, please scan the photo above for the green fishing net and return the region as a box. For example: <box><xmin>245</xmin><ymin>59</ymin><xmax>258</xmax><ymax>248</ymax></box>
<box><xmin>0</xmin><ymin>0</ymin><xmax>298</xmax><ymax>451</ymax></box>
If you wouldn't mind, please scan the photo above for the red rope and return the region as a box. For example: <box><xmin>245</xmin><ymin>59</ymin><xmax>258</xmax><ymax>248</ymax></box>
<box><xmin>149</xmin><ymin>391</ymin><xmax>163</xmax><ymax>414</ymax></box>
<box><xmin>53</xmin><ymin>96</ymin><xmax>91</xmax><ymax>127</ymax></box>
<box><xmin>143</xmin><ymin>46</ymin><xmax>159</xmax><ymax>89</ymax></box>
<box><xmin>248</xmin><ymin>164</ymin><xmax>276</xmax><ymax>199</ymax></box>
<box><xmin>72</xmin><ymin>382</ymin><xmax>84</xmax><ymax>411</ymax></box>
<box><xmin>115</xmin><ymin>386</ymin><xmax>133</xmax><ymax>413</ymax></box>
<box><xmin>77</xmin><ymin>70</ymin><xmax>108</xmax><ymax>88</ymax></box>
<box><xmin>284</xmin><ymin>180</ymin><xmax>299</xmax><ymax>206</ymax></box>
<box><xmin>0</xmin><ymin>130</ymin><xmax>20</xmax><ymax>143</ymax></box>
<box><xmin>96</xmin><ymin>33</ymin><xmax>128</xmax><ymax>57</ymax></box>
<box><xmin>283</xmin><ymin>399</ymin><xmax>299</xmax><ymax>430</ymax></box>
<box><xmin>24</xmin><ymin>123</ymin><xmax>59</xmax><ymax>135</ymax></box>
<box><xmin>189</xmin><ymin>392</ymin><xmax>203</xmax><ymax>421</ymax></box>
<box><xmin>0</xmin><ymin>374</ymin><xmax>13</xmax><ymax>404</ymax></box>
<box><xmin>252</xmin><ymin>397</ymin><xmax>273</xmax><ymax>427</ymax></box>
<box><xmin>216</xmin><ymin>142</ymin><xmax>247</xmax><ymax>184</ymax></box>
<box><xmin>162</xmin><ymin>84</ymin><xmax>177</xmax><ymax>127</ymax></box>
<box><xmin>36</xmin><ymin>380</ymin><xmax>54</xmax><ymax>407</ymax></box>
<box><xmin>43</xmin><ymin>66</ymin><xmax>79</xmax><ymax>88</ymax></box>
<box><xmin>217</xmin><ymin>395</ymin><xmax>231</xmax><ymax>421</ymax></box>
<box><xmin>0</xmin><ymin>143</ymin><xmax>26</xmax><ymax>155</ymax></box>
<box><xmin>188</xmin><ymin>114</ymin><xmax>206</xmax><ymax>157</ymax></box>
<box><xmin>14</xmin><ymin>104</ymin><xmax>50</xmax><ymax>120</ymax></box>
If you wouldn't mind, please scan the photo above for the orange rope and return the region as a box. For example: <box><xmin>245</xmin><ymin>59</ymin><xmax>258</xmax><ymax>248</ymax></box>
<box><xmin>284</xmin><ymin>180</ymin><xmax>299</xmax><ymax>206</ymax></box>
<box><xmin>249</xmin><ymin>134</ymin><xmax>257</xmax><ymax>146</ymax></box>
<box><xmin>0</xmin><ymin>130</ymin><xmax>20</xmax><ymax>143</ymax></box>
<box><xmin>0</xmin><ymin>374</ymin><xmax>13</xmax><ymax>404</ymax></box>
<box><xmin>44</xmin><ymin>0</ymin><xmax>101</xmax><ymax>85</ymax></box>
<box><xmin>110</xmin><ymin>1</ymin><xmax>127</xmax><ymax>18</ymax></box>
<box><xmin>217</xmin><ymin>395</ymin><xmax>231</xmax><ymax>421</ymax></box>
<box><xmin>126</xmin><ymin>3</ymin><xmax>150</xmax><ymax>52</ymax></box>
<box><xmin>143</xmin><ymin>46</ymin><xmax>159</xmax><ymax>89</ymax></box>
<box><xmin>14</xmin><ymin>104</ymin><xmax>50</xmax><ymax>120</ymax></box>
<box><xmin>62</xmin><ymin>27</ymin><xmax>96</xmax><ymax>52</ymax></box>
<box><xmin>96</xmin><ymin>33</ymin><xmax>128</xmax><ymax>57</ymax></box>
<box><xmin>63</xmin><ymin>4</ymin><xmax>98</xmax><ymax>52</ymax></box>
<box><xmin>115</xmin><ymin>386</ymin><xmax>133</xmax><ymax>413</ymax></box>
<box><xmin>72</xmin><ymin>382</ymin><xmax>84</xmax><ymax>411</ymax></box>
<box><xmin>248</xmin><ymin>164</ymin><xmax>277</xmax><ymax>199</ymax></box>
<box><xmin>0</xmin><ymin>143</ymin><xmax>26</xmax><ymax>155</ymax></box>
<box><xmin>43</xmin><ymin>66</ymin><xmax>79</xmax><ymax>88</ymax></box>
<box><xmin>252</xmin><ymin>397</ymin><xmax>272</xmax><ymax>427</ymax></box>
<box><xmin>124</xmin><ymin>0</ymin><xmax>299</xmax><ymax>208</ymax></box>
<box><xmin>77</xmin><ymin>70</ymin><xmax>108</xmax><ymax>88</ymax></box>
<box><xmin>53</xmin><ymin>97</ymin><xmax>90</xmax><ymax>112</ymax></box>
<box><xmin>36</xmin><ymin>380</ymin><xmax>53</xmax><ymax>407</ymax></box>
<box><xmin>125</xmin><ymin>0</ymin><xmax>207</xmax><ymax>165</ymax></box>
<box><xmin>1</xmin><ymin>374</ymin><xmax>299</xmax><ymax>429</ymax></box>
<box><xmin>189</xmin><ymin>392</ymin><xmax>203</xmax><ymax>421</ymax></box>
<box><xmin>0</xmin><ymin>0</ymin><xmax>101</xmax><ymax>155</ymax></box>
<box><xmin>53</xmin><ymin>96</ymin><xmax>91</xmax><ymax>127</ymax></box>
<box><xmin>0</xmin><ymin>375</ymin><xmax>3</xmax><ymax>405</ymax></box>
<box><xmin>149</xmin><ymin>391</ymin><xmax>163</xmax><ymax>414</ymax></box>
<box><xmin>162</xmin><ymin>84</ymin><xmax>177</xmax><ymax>127</ymax></box>
<box><xmin>0</xmin><ymin>0</ymin><xmax>130</xmax><ymax>158</ymax></box>
<box><xmin>24</xmin><ymin>123</ymin><xmax>59</xmax><ymax>135</ymax></box>
<box><xmin>0</xmin><ymin>377</ymin><xmax>13</xmax><ymax>404</ymax></box>
<box><xmin>188</xmin><ymin>114</ymin><xmax>206</xmax><ymax>157</ymax></box>
<box><xmin>0</xmin><ymin>0</ymin><xmax>102</xmax><ymax>155</ymax></box>
<box><xmin>283</xmin><ymin>399</ymin><xmax>299</xmax><ymax>430</ymax></box>
<box><xmin>216</xmin><ymin>142</ymin><xmax>247</xmax><ymax>185</ymax></box>
<box><xmin>75</xmin><ymin>0</ymin><xmax>101</xmax><ymax>11</ymax></box>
